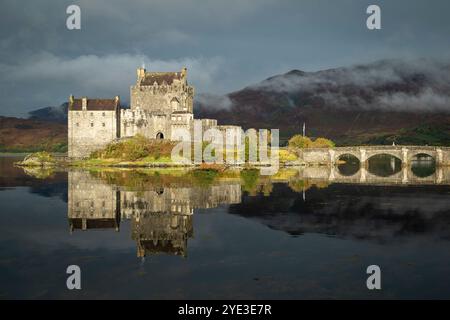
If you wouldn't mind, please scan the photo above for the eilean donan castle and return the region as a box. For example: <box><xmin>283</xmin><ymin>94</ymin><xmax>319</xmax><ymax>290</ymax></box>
<box><xmin>68</xmin><ymin>67</ymin><xmax>241</xmax><ymax>158</ymax></box>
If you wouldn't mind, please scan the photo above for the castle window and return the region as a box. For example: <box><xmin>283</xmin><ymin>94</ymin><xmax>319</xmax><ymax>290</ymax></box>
<box><xmin>171</xmin><ymin>98</ymin><xmax>180</xmax><ymax>110</ymax></box>
<box><xmin>90</xmin><ymin>122</ymin><xmax>94</xmax><ymax>127</ymax></box>
<box><xmin>102</xmin><ymin>112</ymin><xmax>105</xmax><ymax>117</ymax></box>
<box><xmin>90</xmin><ymin>112</ymin><xmax>93</xmax><ymax>116</ymax></box>
<box><xmin>76</xmin><ymin>123</ymin><xmax>79</xmax><ymax>127</ymax></box>
<box><xmin>102</xmin><ymin>123</ymin><xmax>105</xmax><ymax>127</ymax></box>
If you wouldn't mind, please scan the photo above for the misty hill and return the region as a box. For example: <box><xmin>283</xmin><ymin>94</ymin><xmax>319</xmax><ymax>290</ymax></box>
<box><xmin>229</xmin><ymin>183</ymin><xmax>450</xmax><ymax>242</ymax></box>
<box><xmin>28</xmin><ymin>103</ymin><xmax>68</xmax><ymax>123</ymax></box>
<box><xmin>195</xmin><ymin>59</ymin><xmax>450</xmax><ymax>145</ymax></box>
<box><xmin>27</xmin><ymin>102</ymin><xmax>131</xmax><ymax>123</ymax></box>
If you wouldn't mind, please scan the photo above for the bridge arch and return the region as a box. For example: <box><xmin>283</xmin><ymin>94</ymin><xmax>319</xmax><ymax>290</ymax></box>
<box><xmin>410</xmin><ymin>152</ymin><xmax>436</xmax><ymax>178</ymax></box>
<box><xmin>408</xmin><ymin>151</ymin><xmax>436</xmax><ymax>163</ymax></box>
<box><xmin>366</xmin><ymin>152</ymin><xmax>402</xmax><ymax>163</ymax></box>
<box><xmin>333</xmin><ymin>150</ymin><xmax>361</xmax><ymax>164</ymax></box>
<box><xmin>366</xmin><ymin>153</ymin><xmax>402</xmax><ymax>177</ymax></box>
<box><xmin>336</xmin><ymin>153</ymin><xmax>361</xmax><ymax>176</ymax></box>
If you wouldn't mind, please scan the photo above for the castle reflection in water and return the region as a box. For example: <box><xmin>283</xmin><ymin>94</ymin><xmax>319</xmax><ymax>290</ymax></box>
<box><xmin>68</xmin><ymin>171</ymin><xmax>241</xmax><ymax>258</ymax></box>
<box><xmin>66</xmin><ymin>162</ymin><xmax>450</xmax><ymax>258</ymax></box>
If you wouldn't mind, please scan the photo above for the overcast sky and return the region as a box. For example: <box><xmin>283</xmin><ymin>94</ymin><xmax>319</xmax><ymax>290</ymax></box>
<box><xmin>1</xmin><ymin>0</ymin><xmax>450</xmax><ymax>117</ymax></box>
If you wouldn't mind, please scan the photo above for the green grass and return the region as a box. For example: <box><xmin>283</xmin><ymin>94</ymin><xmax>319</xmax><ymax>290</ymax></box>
<box><xmin>90</xmin><ymin>135</ymin><xmax>176</xmax><ymax>161</ymax></box>
<box><xmin>0</xmin><ymin>142</ymin><xmax>67</xmax><ymax>153</ymax></box>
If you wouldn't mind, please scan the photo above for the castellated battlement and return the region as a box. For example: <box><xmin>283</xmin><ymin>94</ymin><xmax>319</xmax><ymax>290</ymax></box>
<box><xmin>130</xmin><ymin>67</ymin><xmax>194</xmax><ymax>114</ymax></box>
<box><xmin>68</xmin><ymin>66</ymin><xmax>242</xmax><ymax>158</ymax></box>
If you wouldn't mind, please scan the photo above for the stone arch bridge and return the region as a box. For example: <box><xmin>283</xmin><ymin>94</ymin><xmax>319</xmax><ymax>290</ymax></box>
<box><xmin>292</xmin><ymin>165</ymin><xmax>450</xmax><ymax>186</ymax></box>
<box><xmin>299</xmin><ymin>146</ymin><xmax>450</xmax><ymax>167</ymax></box>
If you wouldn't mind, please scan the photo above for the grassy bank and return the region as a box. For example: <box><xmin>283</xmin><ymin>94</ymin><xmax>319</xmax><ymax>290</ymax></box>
<box><xmin>71</xmin><ymin>135</ymin><xmax>300</xmax><ymax>168</ymax></box>
<box><xmin>0</xmin><ymin>142</ymin><xmax>67</xmax><ymax>153</ymax></box>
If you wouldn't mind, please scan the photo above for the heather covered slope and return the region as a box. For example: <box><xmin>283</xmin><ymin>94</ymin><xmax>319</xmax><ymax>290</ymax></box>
<box><xmin>0</xmin><ymin>116</ymin><xmax>67</xmax><ymax>152</ymax></box>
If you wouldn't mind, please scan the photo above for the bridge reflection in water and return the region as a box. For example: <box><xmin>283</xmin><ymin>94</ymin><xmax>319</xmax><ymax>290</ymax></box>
<box><xmin>326</xmin><ymin>155</ymin><xmax>450</xmax><ymax>185</ymax></box>
<box><xmin>67</xmin><ymin>163</ymin><xmax>450</xmax><ymax>257</ymax></box>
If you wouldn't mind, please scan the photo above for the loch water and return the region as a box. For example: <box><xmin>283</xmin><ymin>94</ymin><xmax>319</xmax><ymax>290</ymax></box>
<box><xmin>1</xmin><ymin>155</ymin><xmax>450</xmax><ymax>299</ymax></box>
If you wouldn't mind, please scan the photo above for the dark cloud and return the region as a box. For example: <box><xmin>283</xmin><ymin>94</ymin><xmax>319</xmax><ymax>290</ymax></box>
<box><xmin>1</xmin><ymin>0</ymin><xmax>450</xmax><ymax>116</ymax></box>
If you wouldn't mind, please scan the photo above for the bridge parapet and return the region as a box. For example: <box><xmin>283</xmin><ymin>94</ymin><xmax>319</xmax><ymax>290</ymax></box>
<box><xmin>297</xmin><ymin>146</ymin><xmax>450</xmax><ymax>167</ymax></box>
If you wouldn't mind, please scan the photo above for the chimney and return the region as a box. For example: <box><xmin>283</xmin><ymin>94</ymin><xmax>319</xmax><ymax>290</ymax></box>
<box><xmin>82</xmin><ymin>97</ymin><xmax>87</xmax><ymax>110</ymax></box>
<box><xmin>69</xmin><ymin>94</ymin><xmax>74</xmax><ymax>106</ymax></box>
<box><xmin>137</xmin><ymin>67</ymin><xmax>146</xmax><ymax>83</ymax></box>
<box><xmin>181</xmin><ymin>67</ymin><xmax>187</xmax><ymax>78</ymax></box>
<box><xmin>114</xmin><ymin>95</ymin><xmax>120</xmax><ymax>107</ymax></box>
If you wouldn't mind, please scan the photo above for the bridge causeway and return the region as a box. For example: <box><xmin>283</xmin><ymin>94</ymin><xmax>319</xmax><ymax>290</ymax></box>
<box><xmin>298</xmin><ymin>145</ymin><xmax>450</xmax><ymax>167</ymax></box>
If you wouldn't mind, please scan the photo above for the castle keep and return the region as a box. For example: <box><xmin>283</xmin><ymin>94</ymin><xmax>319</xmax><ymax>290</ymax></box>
<box><xmin>68</xmin><ymin>67</ymin><xmax>239</xmax><ymax>158</ymax></box>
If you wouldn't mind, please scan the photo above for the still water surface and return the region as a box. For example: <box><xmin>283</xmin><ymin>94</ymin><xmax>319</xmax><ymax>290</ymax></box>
<box><xmin>0</xmin><ymin>155</ymin><xmax>449</xmax><ymax>299</ymax></box>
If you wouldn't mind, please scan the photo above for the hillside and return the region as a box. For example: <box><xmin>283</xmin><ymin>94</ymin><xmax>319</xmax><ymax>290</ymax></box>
<box><xmin>3</xmin><ymin>59</ymin><xmax>450</xmax><ymax>151</ymax></box>
<box><xmin>28</xmin><ymin>103</ymin><xmax>68</xmax><ymax>123</ymax></box>
<box><xmin>0</xmin><ymin>116</ymin><xmax>67</xmax><ymax>152</ymax></box>
<box><xmin>195</xmin><ymin>59</ymin><xmax>450</xmax><ymax>145</ymax></box>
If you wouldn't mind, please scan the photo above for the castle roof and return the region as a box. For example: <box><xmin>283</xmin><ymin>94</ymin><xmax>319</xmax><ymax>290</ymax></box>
<box><xmin>70</xmin><ymin>98</ymin><xmax>119</xmax><ymax>111</ymax></box>
<box><xmin>140</xmin><ymin>72</ymin><xmax>182</xmax><ymax>86</ymax></box>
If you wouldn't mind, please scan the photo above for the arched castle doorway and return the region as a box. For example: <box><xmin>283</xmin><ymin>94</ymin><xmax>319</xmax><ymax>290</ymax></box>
<box><xmin>156</xmin><ymin>132</ymin><xmax>164</xmax><ymax>140</ymax></box>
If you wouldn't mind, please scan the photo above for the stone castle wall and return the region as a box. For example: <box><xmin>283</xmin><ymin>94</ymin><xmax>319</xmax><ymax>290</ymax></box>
<box><xmin>67</xmin><ymin>171</ymin><xmax>120</xmax><ymax>231</ymax></box>
<box><xmin>130</xmin><ymin>84</ymin><xmax>193</xmax><ymax>114</ymax></box>
<box><xmin>68</xmin><ymin>67</ymin><xmax>243</xmax><ymax>158</ymax></box>
<box><xmin>68</xmin><ymin>108</ymin><xmax>119</xmax><ymax>158</ymax></box>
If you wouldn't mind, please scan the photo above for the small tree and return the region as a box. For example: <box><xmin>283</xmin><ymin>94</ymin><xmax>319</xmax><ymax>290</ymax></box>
<box><xmin>288</xmin><ymin>135</ymin><xmax>313</xmax><ymax>149</ymax></box>
<box><xmin>312</xmin><ymin>137</ymin><xmax>335</xmax><ymax>148</ymax></box>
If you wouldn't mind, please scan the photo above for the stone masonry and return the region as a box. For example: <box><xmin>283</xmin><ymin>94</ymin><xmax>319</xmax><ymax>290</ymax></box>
<box><xmin>68</xmin><ymin>67</ymin><xmax>238</xmax><ymax>158</ymax></box>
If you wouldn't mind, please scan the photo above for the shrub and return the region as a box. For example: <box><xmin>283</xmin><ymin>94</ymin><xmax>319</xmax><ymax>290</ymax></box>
<box><xmin>19</xmin><ymin>151</ymin><xmax>55</xmax><ymax>167</ymax></box>
<box><xmin>288</xmin><ymin>135</ymin><xmax>313</xmax><ymax>149</ymax></box>
<box><xmin>90</xmin><ymin>135</ymin><xmax>177</xmax><ymax>161</ymax></box>
<box><xmin>32</xmin><ymin>151</ymin><xmax>54</xmax><ymax>162</ymax></box>
<box><xmin>311</xmin><ymin>137</ymin><xmax>335</xmax><ymax>148</ymax></box>
<box><xmin>288</xmin><ymin>135</ymin><xmax>335</xmax><ymax>149</ymax></box>
<box><xmin>279</xmin><ymin>149</ymin><xmax>298</xmax><ymax>161</ymax></box>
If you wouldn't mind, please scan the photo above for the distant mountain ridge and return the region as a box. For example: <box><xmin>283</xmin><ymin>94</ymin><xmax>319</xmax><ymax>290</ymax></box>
<box><xmin>195</xmin><ymin>59</ymin><xmax>450</xmax><ymax>145</ymax></box>
<box><xmin>27</xmin><ymin>103</ymin><xmax>68</xmax><ymax>123</ymax></box>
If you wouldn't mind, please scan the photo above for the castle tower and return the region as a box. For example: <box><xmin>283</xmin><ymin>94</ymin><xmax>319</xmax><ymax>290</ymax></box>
<box><xmin>68</xmin><ymin>96</ymin><xmax>120</xmax><ymax>158</ymax></box>
<box><xmin>124</xmin><ymin>67</ymin><xmax>195</xmax><ymax>140</ymax></box>
<box><xmin>130</xmin><ymin>67</ymin><xmax>194</xmax><ymax>114</ymax></box>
